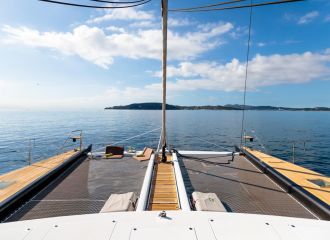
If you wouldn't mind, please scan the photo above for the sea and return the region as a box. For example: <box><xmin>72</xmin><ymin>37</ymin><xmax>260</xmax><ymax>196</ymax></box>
<box><xmin>0</xmin><ymin>110</ymin><xmax>329</xmax><ymax>175</ymax></box>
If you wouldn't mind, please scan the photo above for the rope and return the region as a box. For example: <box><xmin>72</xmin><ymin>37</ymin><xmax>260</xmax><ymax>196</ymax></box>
<box><xmin>168</xmin><ymin>0</ymin><xmax>246</xmax><ymax>12</ymax></box>
<box><xmin>250</xmin><ymin>130</ymin><xmax>268</xmax><ymax>153</ymax></box>
<box><xmin>157</xmin><ymin>128</ymin><xmax>163</xmax><ymax>152</ymax></box>
<box><xmin>91</xmin><ymin>0</ymin><xmax>148</xmax><ymax>4</ymax></box>
<box><xmin>169</xmin><ymin>0</ymin><xmax>304</xmax><ymax>13</ymax></box>
<box><xmin>240</xmin><ymin>0</ymin><xmax>253</xmax><ymax>148</ymax></box>
<box><xmin>161</xmin><ymin>0</ymin><xmax>168</xmax><ymax>162</ymax></box>
<box><xmin>92</xmin><ymin>127</ymin><xmax>161</xmax><ymax>152</ymax></box>
<box><xmin>39</xmin><ymin>0</ymin><xmax>152</xmax><ymax>9</ymax></box>
<box><xmin>194</xmin><ymin>136</ymin><xmax>233</xmax><ymax>152</ymax></box>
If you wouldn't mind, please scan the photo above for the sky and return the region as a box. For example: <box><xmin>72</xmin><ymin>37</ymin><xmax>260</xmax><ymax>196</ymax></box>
<box><xmin>0</xmin><ymin>0</ymin><xmax>330</xmax><ymax>110</ymax></box>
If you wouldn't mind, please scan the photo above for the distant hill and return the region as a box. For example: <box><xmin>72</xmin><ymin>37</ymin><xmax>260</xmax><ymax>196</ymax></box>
<box><xmin>105</xmin><ymin>103</ymin><xmax>236</xmax><ymax>110</ymax></box>
<box><xmin>104</xmin><ymin>103</ymin><xmax>330</xmax><ymax>111</ymax></box>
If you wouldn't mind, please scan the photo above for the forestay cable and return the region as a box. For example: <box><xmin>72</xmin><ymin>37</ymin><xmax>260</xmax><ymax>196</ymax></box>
<box><xmin>240</xmin><ymin>0</ymin><xmax>253</xmax><ymax>148</ymax></box>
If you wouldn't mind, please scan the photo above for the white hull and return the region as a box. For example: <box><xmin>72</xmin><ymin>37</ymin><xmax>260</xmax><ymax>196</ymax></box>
<box><xmin>1</xmin><ymin>211</ymin><xmax>329</xmax><ymax>240</ymax></box>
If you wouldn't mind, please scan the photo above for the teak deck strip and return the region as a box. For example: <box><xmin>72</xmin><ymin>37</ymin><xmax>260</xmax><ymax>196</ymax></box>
<box><xmin>0</xmin><ymin>150</ymin><xmax>76</xmax><ymax>203</ymax></box>
<box><xmin>245</xmin><ymin>147</ymin><xmax>330</xmax><ymax>205</ymax></box>
<box><xmin>148</xmin><ymin>155</ymin><xmax>180</xmax><ymax>211</ymax></box>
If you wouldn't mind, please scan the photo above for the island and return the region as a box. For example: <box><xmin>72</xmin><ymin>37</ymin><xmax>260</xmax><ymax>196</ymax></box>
<box><xmin>104</xmin><ymin>103</ymin><xmax>330</xmax><ymax>111</ymax></box>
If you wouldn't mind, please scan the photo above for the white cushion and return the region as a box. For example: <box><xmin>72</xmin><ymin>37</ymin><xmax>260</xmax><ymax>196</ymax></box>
<box><xmin>100</xmin><ymin>192</ymin><xmax>137</xmax><ymax>213</ymax></box>
<box><xmin>192</xmin><ymin>192</ymin><xmax>227</xmax><ymax>212</ymax></box>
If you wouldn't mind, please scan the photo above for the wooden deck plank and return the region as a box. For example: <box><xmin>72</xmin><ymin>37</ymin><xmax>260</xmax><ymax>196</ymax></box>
<box><xmin>152</xmin><ymin>192</ymin><xmax>177</xmax><ymax>198</ymax></box>
<box><xmin>149</xmin><ymin>203</ymin><xmax>179</xmax><ymax>211</ymax></box>
<box><xmin>153</xmin><ymin>188</ymin><xmax>177</xmax><ymax>193</ymax></box>
<box><xmin>244</xmin><ymin>147</ymin><xmax>330</xmax><ymax>205</ymax></box>
<box><xmin>155</xmin><ymin>174</ymin><xmax>174</xmax><ymax>179</ymax></box>
<box><xmin>0</xmin><ymin>150</ymin><xmax>77</xmax><ymax>203</ymax></box>
<box><xmin>148</xmin><ymin>155</ymin><xmax>179</xmax><ymax>211</ymax></box>
<box><xmin>150</xmin><ymin>198</ymin><xmax>178</xmax><ymax>204</ymax></box>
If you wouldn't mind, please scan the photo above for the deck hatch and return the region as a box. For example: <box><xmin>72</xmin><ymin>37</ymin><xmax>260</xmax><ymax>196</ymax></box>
<box><xmin>308</xmin><ymin>179</ymin><xmax>330</xmax><ymax>188</ymax></box>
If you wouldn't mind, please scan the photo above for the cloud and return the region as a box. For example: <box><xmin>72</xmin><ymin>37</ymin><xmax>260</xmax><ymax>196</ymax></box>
<box><xmin>0</xmin><ymin>80</ymin><xmax>162</xmax><ymax>109</ymax></box>
<box><xmin>105</xmin><ymin>26</ymin><xmax>126</xmax><ymax>33</ymax></box>
<box><xmin>151</xmin><ymin>50</ymin><xmax>330</xmax><ymax>92</ymax></box>
<box><xmin>87</xmin><ymin>8</ymin><xmax>154</xmax><ymax>24</ymax></box>
<box><xmin>168</xmin><ymin>18</ymin><xmax>192</xmax><ymax>27</ymax></box>
<box><xmin>257</xmin><ymin>42</ymin><xmax>266</xmax><ymax>47</ymax></box>
<box><xmin>2</xmin><ymin>50</ymin><xmax>330</xmax><ymax>109</ymax></box>
<box><xmin>129</xmin><ymin>20</ymin><xmax>159</xmax><ymax>28</ymax></box>
<box><xmin>298</xmin><ymin>11</ymin><xmax>319</xmax><ymax>24</ymax></box>
<box><xmin>2</xmin><ymin>22</ymin><xmax>233</xmax><ymax>69</ymax></box>
<box><xmin>325</xmin><ymin>15</ymin><xmax>330</xmax><ymax>22</ymax></box>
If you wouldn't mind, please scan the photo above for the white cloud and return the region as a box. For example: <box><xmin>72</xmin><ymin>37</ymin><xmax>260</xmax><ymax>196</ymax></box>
<box><xmin>2</xmin><ymin>50</ymin><xmax>330</xmax><ymax>109</ymax></box>
<box><xmin>168</xmin><ymin>18</ymin><xmax>192</xmax><ymax>27</ymax></box>
<box><xmin>87</xmin><ymin>8</ymin><xmax>154</xmax><ymax>24</ymax></box>
<box><xmin>0</xmin><ymin>79</ymin><xmax>162</xmax><ymax>109</ymax></box>
<box><xmin>257</xmin><ymin>42</ymin><xmax>266</xmax><ymax>47</ymax></box>
<box><xmin>2</xmin><ymin>22</ymin><xmax>233</xmax><ymax>69</ymax></box>
<box><xmin>298</xmin><ymin>11</ymin><xmax>319</xmax><ymax>24</ymax></box>
<box><xmin>325</xmin><ymin>15</ymin><xmax>330</xmax><ymax>22</ymax></box>
<box><xmin>129</xmin><ymin>20</ymin><xmax>159</xmax><ymax>28</ymax></box>
<box><xmin>106</xmin><ymin>26</ymin><xmax>126</xmax><ymax>33</ymax></box>
<box><xmin>229</xmin><ymin>26</ymin><xmax>248</xmax><ymax>39</ymax></box>
<box><xmin>152</xmin><ymin>50</ymin><xmax>330</xmax><ymax>92</ymax></box>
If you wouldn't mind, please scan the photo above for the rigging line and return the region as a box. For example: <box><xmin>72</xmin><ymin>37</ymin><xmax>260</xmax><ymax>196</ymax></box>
<box><xmin>91</xmin><ymin>0</ymin><xmax>147</xmax><ymax>4</ymax></box>
<box><xmin>157</xmin><ymin>127</ymin><xmax>163</xmax><ymax>152</ymax></box>
<box><xmin>250</xmin><ymin>130</ymin><xmax>269</xmax><ymax>152</ymax></box>
<box><xmin>168</xmin><ymin>0</ymin><xmax>246</xmax><ymax>11</ymax></box>
<box><xmin>169</xmin><ymin>0</ymin><xmax>304</xmax><ymax>12</ymax></box>
<box><xmin>39</xmin><ymin>0</ymin><xmax>151</xmax><ymax>9</ymax></box>
<box><xmin>194</xmin><ymin>136</ymin><xmax>233</xmax><ymax>152</ymax></box>
<box><xmin>240</xmin><ymin>0</ymin><xmax>253</xmax><ymax>148</ymax></box>
<box><xmin>92</xmin><ymin>127</ymin><xmax>161</xmax><ymax>152</ymax></box>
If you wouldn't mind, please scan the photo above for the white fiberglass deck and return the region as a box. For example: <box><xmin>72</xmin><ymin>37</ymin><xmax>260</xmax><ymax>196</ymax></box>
<box><xmin>0</xmin><ymin>211</ymin><xmax>329</xmax><ymax>240</ymax></box>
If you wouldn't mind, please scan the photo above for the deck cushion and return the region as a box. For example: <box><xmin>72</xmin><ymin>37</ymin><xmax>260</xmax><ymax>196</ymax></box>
<box><xmin>192</xmin><ymin>192</ymin><xmax>227</xmax><ymax>212</ymax></box>
<box><xmin>133</xmin><ymin>147</ymin><xmax>153</xmax><ymax>161</ymax></box>
<box><xmin>100</xmin><ymin>192</ymin><xmax>137</xmax><ymax>212</ymax></box>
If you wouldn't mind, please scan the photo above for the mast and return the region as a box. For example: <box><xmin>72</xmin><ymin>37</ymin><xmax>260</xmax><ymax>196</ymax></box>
<box><xmin>161</xmin><ymin>0</ymin><xmax>168</xmax><ymax>162</ymax></box>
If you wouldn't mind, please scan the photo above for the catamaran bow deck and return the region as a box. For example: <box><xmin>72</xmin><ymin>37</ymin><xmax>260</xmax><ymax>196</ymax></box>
<box><xmin>2</xmin><ymin>150</ymin><xmax>326</xmax><ymax>222</ymax></box>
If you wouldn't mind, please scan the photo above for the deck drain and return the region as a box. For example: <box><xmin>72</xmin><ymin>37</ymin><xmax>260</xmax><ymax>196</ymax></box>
<box><xmin>308</xmin><ymin>179</ymin><xmax>330</xmax><ymax>188</ymax></box>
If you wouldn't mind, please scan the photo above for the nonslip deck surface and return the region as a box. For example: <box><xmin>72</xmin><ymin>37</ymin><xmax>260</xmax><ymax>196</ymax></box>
<box><xmin>148</xmin><ymin>155</ymin><xmax>180</xmax><ymax>211</ymax></box>
<box><xmin>5</xmin><ymin>156</ymin><xmax>148</xmax><ymax>222</ymax></box>
<box><xmin>0</xmin><ymin>150</ymin><xmax>77</xmax><ymax>204</ymax></box>
<box><xmin>245</xmin><ymin>148</ymin><xmax>330</xmax><ymax>206</ymax></box>
<box><xmin>179</xmin><ymin>154</ymin><xmax>317</xmax><ymax>219</ymax></box>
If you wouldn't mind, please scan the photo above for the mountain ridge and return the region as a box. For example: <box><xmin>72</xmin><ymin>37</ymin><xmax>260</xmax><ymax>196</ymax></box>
<box><xmin>104</xmin><ymin>103</ymin><xmax>330</xmax><ymax>111</ymax></box>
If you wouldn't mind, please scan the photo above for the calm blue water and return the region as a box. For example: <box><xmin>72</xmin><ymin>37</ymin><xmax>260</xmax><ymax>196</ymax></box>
<box><xmin>0</xmin><ymin>110</ymin><xmax>329</xmax><ymax>175</ymax></box>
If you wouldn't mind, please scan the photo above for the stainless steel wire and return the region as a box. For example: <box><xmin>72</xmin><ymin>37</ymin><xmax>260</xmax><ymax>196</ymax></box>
<box><xmin>39</xmin><ymin>0</ymin><xmax>152</xmax><ymax>9</ymax></box>
<box><xmin>169</xmin><ymin>0</ymin><xmax>304</xmax><ymax>13</ymax></box>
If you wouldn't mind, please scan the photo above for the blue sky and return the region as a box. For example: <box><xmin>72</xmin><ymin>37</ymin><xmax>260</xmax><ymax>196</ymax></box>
<box><xmin>0</xmin><ymin>0</ymin><xmax>329</xmax><ymax>110</ymax></box>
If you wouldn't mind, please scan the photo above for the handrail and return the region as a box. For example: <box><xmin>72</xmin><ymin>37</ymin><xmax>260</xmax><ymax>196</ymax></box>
<box><xmin>136</xmin><ymin>153</ymin><xmax>156</xmax><ymax>211</ymax></box>
<box><xmin>172</xmin><ymin>152</ymin><xmax>191</xmax><ymax>211</ymax></box>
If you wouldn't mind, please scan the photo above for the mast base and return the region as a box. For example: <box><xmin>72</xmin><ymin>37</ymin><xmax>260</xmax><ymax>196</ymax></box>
<box><xmin>161</xmin><ymin>146</ymin><xmax>167</xmax><ymax>162</ymax></box>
